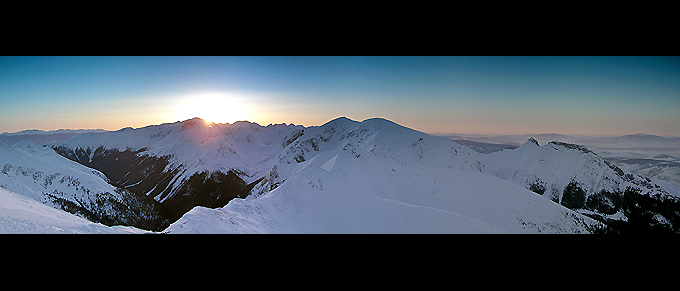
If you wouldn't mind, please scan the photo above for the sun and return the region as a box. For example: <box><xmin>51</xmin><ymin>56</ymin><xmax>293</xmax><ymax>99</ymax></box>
<box><xmin>173</xmin><ymin>92</ymin><xmax>252</xmax><ymax>124</ymax></box>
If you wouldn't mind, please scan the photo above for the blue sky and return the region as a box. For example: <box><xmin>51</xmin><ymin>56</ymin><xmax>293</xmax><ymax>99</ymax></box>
<box><xmin>1</xmin><ymin>56</ymin><xmax>679</xmax><ymax>136</ymax></box>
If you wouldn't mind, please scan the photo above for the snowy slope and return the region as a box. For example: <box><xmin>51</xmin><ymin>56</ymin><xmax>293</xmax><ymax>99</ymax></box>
<box><xmin>250</xmin><ymin>117</ymin><xmax>483</xmax><ymax>197</ymax></box>
<box><xmin>166</xmin><ymin>159</ymin><xmax>602</xmax><ymax>233</ymax></box>
<box><xmin>480</xmin><ymin>138</ymin><xmax>676</xmax><ymax>200</ymax></box>
<box><xmin>0</xmin><ymin>140</ymin><xmax>166</xmax><ymax>230</ymax></box>
<box><xmin>165</xmin><ymin>118</ymin><xmax>604</xmax><ymax>233</ymax></box>
<box><xmin>1</xmin><ymin>140</ymin><xmax>117</xmax><ymax>202</ymax></box>
<box><xmin>476</xmin><ymin>138</ymin><xmax>680</xmax><ymax>232</ymax></box>
<box><xmin>0</xmin><ymin>187</ymin><xmax>145</xmax><ymax>233</ymax></box>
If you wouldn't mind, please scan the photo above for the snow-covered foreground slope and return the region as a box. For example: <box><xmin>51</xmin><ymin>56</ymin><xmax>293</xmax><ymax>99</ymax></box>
<box><xmin>0</xmin><ymin>187</ymin><xmax>145</xmax><ymax>233</ymax></box>
<box><xmin>1</xmin><ymin>140</ymin><xmax>120</xmax><ymax>202</ymax></box>
<box><xmin>166</xmin><ymin>167</ymin><xmax>602</xmax><ymax>233</ymax></box>
<box><xmin>165</xmin><ymin>118</ymin><xmax>604</xmax><ymax>233</ymax></box>
<box><xmin>0</xmin><ymin>140</ymin><xmax>166</xmax><ymax>230</ymax></box>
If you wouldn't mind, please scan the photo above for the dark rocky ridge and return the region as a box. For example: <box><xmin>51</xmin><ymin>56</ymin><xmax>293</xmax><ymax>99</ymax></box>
<box><xmin>51</xmin><ymin>145</ymin><xmax>253</xmax><ymax>226</ymax></box>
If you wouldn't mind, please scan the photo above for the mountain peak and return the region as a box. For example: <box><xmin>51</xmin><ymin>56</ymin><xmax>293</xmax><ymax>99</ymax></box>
<box><xmin>118</xmin><ymin>127</ymin><xmax>135</xmax><ymax>132</ymax></box>
<box><xmin>548</xmin><ymin>141</ymin><xmax>593</xmax><ymax>154</ymax></box>
<box><xmin>361</xmin><ymin>117</ymin><xmax>399</xmax><ymax>125</ymax></box>
<box><xmin>359</xmin><ymin>117</ymin><xmax>414</xmax><ymax>133</ymax></box>
<box><xmin>182</xmin><ymin>117</ymin><xmax>207</xmax><ymax>124</ymax></box>
<box><xmin>323</xmin><ymin>117</ymin><xmax>405</xmax><ymax>129</ymax></box>
<box><xmin>320</xmin><ymin>117</ymin><xmax>360</xmax><ymax>130</ymax></box>
<box><xmin>180</xmin><ymin>117</ymin><xmax>210</xmax><ymax>130</ymax></box>
<box><xmin>524</xmin><ymin>137</ymin><xmax>540</xmax><ymax>147</ymax></box>
<box><xmin>326</xmin><ymin>116</ymin><xmax>359</xmax><ymax>124</ymax></box>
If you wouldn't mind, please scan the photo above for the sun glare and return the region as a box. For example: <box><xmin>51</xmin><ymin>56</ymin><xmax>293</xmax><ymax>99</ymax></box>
<box><xmin>173</xmin><ymin>92</ymin><xmax>252</xmax><ymax>124</ymax></box>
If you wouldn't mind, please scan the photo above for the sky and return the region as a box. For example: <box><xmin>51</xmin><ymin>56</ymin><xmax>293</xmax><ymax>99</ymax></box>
<box><xmin>1</xmin><ymin>56</ymin><xmax>679</xmax><ymax>137</ymax></box>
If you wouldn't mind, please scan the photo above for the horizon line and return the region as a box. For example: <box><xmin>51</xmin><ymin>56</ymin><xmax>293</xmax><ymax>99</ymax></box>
<box><xmin>3</xmin><ymin>116</ymin><xmax>680</xmax><ymax>139</ymax></box>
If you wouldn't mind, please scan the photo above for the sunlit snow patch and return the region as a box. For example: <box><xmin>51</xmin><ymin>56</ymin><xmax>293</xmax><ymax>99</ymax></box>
<box><xmin>321</xmin><ymin>153</ymin><xmax>339</xmax><ymax>172</ymax></box>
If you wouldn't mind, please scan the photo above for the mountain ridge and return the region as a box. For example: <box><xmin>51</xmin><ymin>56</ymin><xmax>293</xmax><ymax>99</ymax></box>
<box><xmin>3</xmin><ymin>116</ymin><xmax>680</xmax><ymax>233</ymax></box>
<box><xmin>47</xmin><ymin>117</ymin><xmax>680</xmax><ymax>232</ymax></box>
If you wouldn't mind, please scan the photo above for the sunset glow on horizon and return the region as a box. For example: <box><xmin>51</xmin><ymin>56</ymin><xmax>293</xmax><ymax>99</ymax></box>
<box><xmin>1</xmin><ymin>56</ymin><xmax>679</xmax><ymax>137</ymax></box>
<box><xmin>170</xmin><ymin>91</ymin><xmax>255</xmax><ymax>125</ymax></box>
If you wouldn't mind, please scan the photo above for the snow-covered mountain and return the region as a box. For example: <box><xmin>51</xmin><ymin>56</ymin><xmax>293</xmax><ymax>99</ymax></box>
<box><xmin>0</xmin><ymin>140</ymin><xmax>166</xmax><ymax>231</ymax></box>
<box><xmin>164</xmin><ymin>118</ymin><xmax>604</xmax><ymax>233</ymax></box>
<box><xmin>164</xmin><ymin>117</ymin><xmax>680</xmax><ymax>233</ymax></box>
<box><xmin>480</xmin><ymin>138</ymin><xmax>673</xmax><ymax>199</ymax></box>
<box><xmin>0</xmin><ymin>187</ymin><xmax>145</xmax><ymax>234</ymax></box>
<box><xmin>50</xmin><ymin>118</ymin><xmax>303</xmax><ymax>221</ymax></box>
<box><xmin>5</xmin><ymin>116</ymin><xmax>679</xmax><ymax>233</ymax></box>
<box><xmin>479</xmin><ymin>138</ymin><xmax>680</xmax><ymax>232</ymax></box>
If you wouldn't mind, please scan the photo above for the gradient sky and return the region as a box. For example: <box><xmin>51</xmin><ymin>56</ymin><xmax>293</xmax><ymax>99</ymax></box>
<box><xmin>1</xmin><ymin>56</ymin><xmax>679</xmax><ymax>136</ymax></box>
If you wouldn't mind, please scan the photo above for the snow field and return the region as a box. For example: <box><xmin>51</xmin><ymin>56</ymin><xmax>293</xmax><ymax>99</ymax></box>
<box><xmin>0</xmin><ymin>187</ymin><xmax>145</xmax><ymax>234</ymax></box>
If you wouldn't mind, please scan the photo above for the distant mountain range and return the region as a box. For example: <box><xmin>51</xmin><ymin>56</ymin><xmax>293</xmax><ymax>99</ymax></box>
<box><xmin>0</xmin><ymin>129</ymin><xmax>107</xmax><ymax>146</ymax></box>
<box><xmin>441</xmin><ymin>132</ymin><xmax>680</xmax><ymax>189</ymax></box>
<box><xmin>2</xmin><ymin>118</ymin><xmax>680</xmax><ymax>233</ymax></box>
<box><xmin>436</xmin><ymin>132</ymin><xmax>680</xmax><ymax>147</ymax></box>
